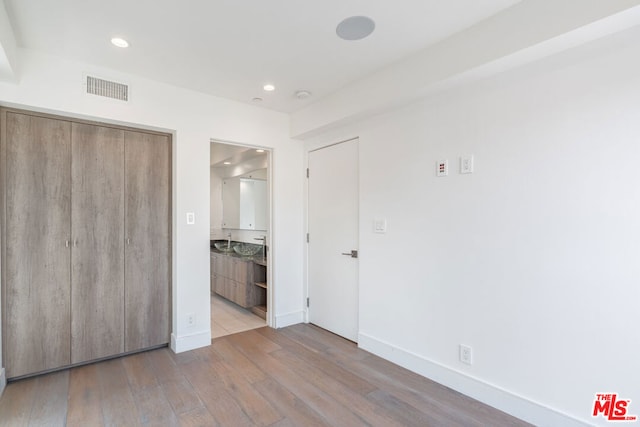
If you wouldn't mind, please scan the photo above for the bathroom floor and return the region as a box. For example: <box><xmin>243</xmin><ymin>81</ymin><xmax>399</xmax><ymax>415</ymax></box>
<box><xmin>210</xmin><ymin>294</ymin><xmax>266</xmax><ymax>339</ymax></box>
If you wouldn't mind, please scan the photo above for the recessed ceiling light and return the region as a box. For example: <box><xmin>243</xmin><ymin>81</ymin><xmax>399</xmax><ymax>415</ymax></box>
<box><xmin>263</xmin><ymin>84</ymin><xmax>275</xmax><ymax>92</ymax></box>
<box><xmin>111</xmin><ymin>37</ymin><xmax>129</xmax><ymax>48</ymax></box>
<box><xmin>256</xmin><ymin>149</ymin><xmax>265</xmax><ymax>153</ymax></box>
<box><xmin>223</xmin><ymin>161</ymin><xmax>231</xmax><ymax>165</ymax></box>
<box><xmin>252</xmin><ymin>97</ymin><xmax>263</xmax><ymax>102</ymax></box>
<box><xmin>336</xmin><ymin>16</ymin><xmax>375</xmax><ymax>41</ymax></box>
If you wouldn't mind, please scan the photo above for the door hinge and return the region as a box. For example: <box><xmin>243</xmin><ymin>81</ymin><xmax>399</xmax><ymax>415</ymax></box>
<box><xmin>306</xmin><ymin>168</ymin><xmax>309</xmax><ymax>178</ymax></box>
<box><xmin>306</xmin><ymin>297</ymin><xmax>309</xmax><ymax>308</ymax></box>
<box><xmin>306</xmin><ymin>233</ymin><xmax>309</xmax><ymax>243</ymax></box>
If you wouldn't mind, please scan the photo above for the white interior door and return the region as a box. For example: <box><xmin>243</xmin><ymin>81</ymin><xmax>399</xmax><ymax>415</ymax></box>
<box><xmin>308</xmin><ymin>138</ymin><xmax>359</xmax><ymax>342</ymax></box>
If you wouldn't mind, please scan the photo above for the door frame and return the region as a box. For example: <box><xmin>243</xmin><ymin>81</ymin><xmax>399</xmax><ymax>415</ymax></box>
<box><xmin>304</xmin><ymin>136</ymin><xmax>360</xmax><ymax>333</ymax></box>
<box><xmin>209</xmin><ymin>139</ymin><xmax>275</xmax><ymax>328</ymax></box>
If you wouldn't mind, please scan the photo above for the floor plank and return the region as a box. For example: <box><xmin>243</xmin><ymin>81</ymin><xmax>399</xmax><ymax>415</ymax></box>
<box><xmin>27</xmin><ymin>370</ymin><xmax>69</xmax><ymax>427</ymax></box>
<box><xmin>96</xmin><ymin>358</ymin><xmax>141</xmax><ymax>427</ymax></box>
<box><xmin>146</xmin><ymin>348</ymin><xmax>183</xmax><ymax>384</ymax></box>
<box><xmin>159</xmin><ymin>377</ymin><xmax>204</xmax><ymax>416</ymax></box>
<box><xmin>130</xmin><ymin>384</ymin><xmax>179</xmax><ymax>426</ymax></box>
<box><xmin>255</xmin><ymin>327</ymin><xmax>376</xmax><ymax>395</ymax></box>
<box><xmin>66</xmin><ymin>364</ymin><xmax>104</xmax><ymax>427</ymax></box>
<box><xmin>208</xmin><ymin>357</ymin><xmax>282</xmax><ymax>426</ymax></box>
<box><xmin>253</xmin><ymin>377</ymin><xmax>329</xmax><ymax>427</ymax></box>
<box><xmin>270</xmin><ymin>347</ymin><xmax>405</xmax><ymax>427</ymax></box>
<box><xmin>177</xmin><ymin>405</ymin><xmax>218</xmax><ymax>427</ymax></box>
<box><xmin>194</xmin><ymin>382</ymin><xmax>255</xmax><ymax>427</ymax></box>
<box><xmin>122</xmin><ymin>352</ymin><xmax>158</xmax><ymax>392</ymax></box>
<box><xmin>0</xmin><ymin>374</ymin><xmax>39</xmax><ymax>427</ymax></box>
<box><xmin>230</xmin><ymin>338</ymin><xmax>369</xmax><ymax>426</ymax></box>
<box><xmin>367</xmin><ymin>388</ymin><xmax>457</xmax><ymax>426</ymax></box>
<box><xmin>0</xmin><ymin>324</ymin><xmax>533</xmax><ymax>427</ymax></box>
<box><xmin>209</xmin><ymin>338</ymin><xmax>267</xmax><ymax>384</ymax></box>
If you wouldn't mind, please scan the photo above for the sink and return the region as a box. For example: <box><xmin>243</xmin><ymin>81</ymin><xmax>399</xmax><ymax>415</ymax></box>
<box><xmin>214</xmin><ymin>242</ymin><xmax>235</xmax><ymax>253</ymax></box>
<box><xmin>232</xmin><ymin>243</ymin><xmax>261</xmax><ymax>257</ymax></box>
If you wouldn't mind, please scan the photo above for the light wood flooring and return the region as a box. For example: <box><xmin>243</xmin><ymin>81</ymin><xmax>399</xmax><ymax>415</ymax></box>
<box><xmin>211</xmin><ymin>294</ymin><xmax>266</xmax><ymax>339</ymax></box>
<box><xmin>0</xmin><ymin>324</ymin><xmax>532</xmax><ymax>426</ymax></box>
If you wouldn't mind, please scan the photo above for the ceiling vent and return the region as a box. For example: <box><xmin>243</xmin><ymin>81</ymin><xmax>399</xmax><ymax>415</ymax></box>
<box><xmin>86</xmin><ymin>75</ymin><xmax>129</xmax><ymax>102</ymax></box>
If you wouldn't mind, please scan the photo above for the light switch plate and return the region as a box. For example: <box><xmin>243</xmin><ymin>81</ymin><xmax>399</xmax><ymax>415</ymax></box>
<box><xmin>373</xmin><ymin>218</ymin><xmax>387</xmax><ymax>233</ymax></box>
<box><xmin>186</xmin><ymin>212</ymin><xmax>195</xmax><ymax>225</ymax></box>
<box><xmin>436</xmin><ymin>160</ymin><xmax>448</xmax><ymax>177</ymax></box>
<box><xmin>460</xmin><ymin>155</ymin><xmax>474</xmax><ymax>174</ymax></box>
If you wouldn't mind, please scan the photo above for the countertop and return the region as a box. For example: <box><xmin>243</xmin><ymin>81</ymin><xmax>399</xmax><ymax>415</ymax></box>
<box><xmin>210</xmin><ymin>247</ymin><xmax>267</xmax><ymax>266</ymax></box>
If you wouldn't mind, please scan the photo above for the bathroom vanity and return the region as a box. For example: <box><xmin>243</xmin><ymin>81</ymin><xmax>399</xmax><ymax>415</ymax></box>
<box><xmin>210</xmin><ymin>245</ymin><xmax>267</xmax><ymax>318</ymax></box>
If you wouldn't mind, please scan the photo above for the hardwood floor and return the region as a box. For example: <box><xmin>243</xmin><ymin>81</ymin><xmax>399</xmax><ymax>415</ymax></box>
<box><xmin>0</xmin><ymin>324</ymin><xmax>531</xmax><ymax>426</ymax></box>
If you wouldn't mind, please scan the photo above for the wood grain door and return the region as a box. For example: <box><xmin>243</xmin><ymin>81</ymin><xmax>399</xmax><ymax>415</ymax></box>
<box><xmin>70</xmin><ymin>123</ymin><xmax>125</xmax><ymax>363</ymax></box>
<box><xmin>3</xmin><ymin>112</ymin><xmax>72</xmax><ymax>378</ymax></box>
<box><xmin>124</xmin><ymin>131</ymin><xmax>171</xmax><ymax>351</ymax></box>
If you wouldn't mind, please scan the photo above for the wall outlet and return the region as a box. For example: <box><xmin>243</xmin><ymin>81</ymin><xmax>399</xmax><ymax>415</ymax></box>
<box><xmin>186</xmin><ymin>313</ymin><xmax>195</xmax><ymax>327</ymax></box>
<box><xmin>459</xmin><ymin>344</ymin><xmax>473</xmax><ymax>365</ymax></box>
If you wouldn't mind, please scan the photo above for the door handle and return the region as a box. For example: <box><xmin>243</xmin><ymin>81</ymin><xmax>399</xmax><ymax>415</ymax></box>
<box><xmin>341</xmin><ymin>250</ymin><xmax>358</xmax><ymax>258</ymax></box>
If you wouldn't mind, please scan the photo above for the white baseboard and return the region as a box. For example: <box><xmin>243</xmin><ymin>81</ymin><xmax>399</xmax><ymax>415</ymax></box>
<box><xmin>0</xmin><ymin>367</ymin><xmax>6</xmax><ymax>398</ymax></box>
<box><xmin>171</xmin><ymin>330</ymin><xmax>211</xmax><ymax>353</ymax></box>
<box><xmin>358</xmin><ymin>333</ymin><xmax>589</xmax><ymax>427</ymax></box>
<box><xmin>274</xmin><ymin>310</ymin><xmax>305</xmax><ymax>328</ymax></box>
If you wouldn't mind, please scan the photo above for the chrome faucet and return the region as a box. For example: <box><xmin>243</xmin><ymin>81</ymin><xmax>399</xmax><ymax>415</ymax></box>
<box><xmin>254</xmin><ymin>235</ymin><xmax>266</xmax><ymax>258</ymax></box>
<box><xmin>227</xmin><ymin>232</ymin><xmax>232</xmax><ymax>249</ymax></box>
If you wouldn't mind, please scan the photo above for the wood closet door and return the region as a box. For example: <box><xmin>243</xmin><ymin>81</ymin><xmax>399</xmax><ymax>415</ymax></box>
<box><xmin>3</xmin><ymin>112</ymin><xmax>71</xmax><ymax>378</ymax></box>
<box><xmin>124</xmin><ymin>131</ymin><xmax>170</xmax><ymax>351</ymax></box>
<box><xmin>70</xmin><ymin>123</ymin><xmax>125</xmax><ymax>363</ymax></box>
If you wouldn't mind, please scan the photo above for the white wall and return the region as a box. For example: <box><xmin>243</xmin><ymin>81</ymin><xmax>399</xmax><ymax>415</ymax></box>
<box><xmin>210</xmin><ymin>167</ymin><xmax>223</xmax><ymax>234</ymax></box>
<box><xmin>302</xmin><ymin>31</ymin><xmax>640</xmax><ymax>426</ymax></box>
<box><xmin>0</xmin><ymin>48</ymin><xmax>305</xmax><ymax>370</ymax></box>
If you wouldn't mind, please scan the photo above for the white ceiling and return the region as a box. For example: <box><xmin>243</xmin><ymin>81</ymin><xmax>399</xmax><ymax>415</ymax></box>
<box><xmin>3</xmin><ymin>0</ymin><xmax>520</xmax><ymax>112</ymax></box>
<box><xmin>210</xmin><ymin>142</ymin><xmax>266</xmax><ymax>167</ymax></box>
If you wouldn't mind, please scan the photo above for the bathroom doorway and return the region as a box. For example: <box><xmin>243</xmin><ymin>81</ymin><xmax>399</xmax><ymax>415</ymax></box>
<box><xmin>210</xmin><ymin>140</ymin><xmax>271</xmax><ymax>339</ymax></box>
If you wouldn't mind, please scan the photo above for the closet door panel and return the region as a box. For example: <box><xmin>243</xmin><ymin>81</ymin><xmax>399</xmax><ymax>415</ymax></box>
<box><xmin>124</xmin><ymin>131</ymin><xmax>170</xmax><ymax>351</ymax></box>
<box><xmin>3</xmin><ymin>112</ymin><xmax>71</xmax><ymax>378</ymax></box>
<box><xmin>71</xmin><ymin>123</ymin><xmax>125</xmax><ymax>363</ymax></box>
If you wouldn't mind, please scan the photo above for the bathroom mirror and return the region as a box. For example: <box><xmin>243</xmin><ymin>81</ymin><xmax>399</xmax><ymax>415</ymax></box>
<box><xmin>222</xmin><ymin>176</ymin><xmax>268</xmax><ymax>230</ymax></box>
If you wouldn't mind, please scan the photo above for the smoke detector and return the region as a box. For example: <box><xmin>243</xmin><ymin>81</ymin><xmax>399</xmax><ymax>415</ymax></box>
<box><xmin>295</xmin><ymin>90</ymin><xmax>312</xmax><ymax>100</ymax></box>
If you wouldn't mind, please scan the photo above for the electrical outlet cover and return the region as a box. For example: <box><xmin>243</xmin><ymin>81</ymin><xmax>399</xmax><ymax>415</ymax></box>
<box><xmin>459</xmin><ymin>344</ymin><xmax>473</xmax><ymax>365</ymax></box>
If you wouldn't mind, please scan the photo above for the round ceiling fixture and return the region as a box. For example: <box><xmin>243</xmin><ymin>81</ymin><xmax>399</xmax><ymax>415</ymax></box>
<box><xmin>336</xmin><ymin>16</ymin><xmax>375</xmax><ymax>41</ymax></box>
<box><xmin>223</xmin><ymin>161</ymin><xmax>231</xmax><ymax>165</ymax></box>
<box><xmin>256</xmin><ymin>149</ymin><xmax>265</xmax><ymax>153</ymax></box>
<box><xmin>252</xmin><ymin>97</ymin><xmax>263</xmax><ymax>102</ymax></box>
<box><xmin>110</xmin><ymin>37</ymin><xmax>129</xmax><ymax>48</ymax></box>
<box><xmin>295</xmin><ymin>90</ymin><xmax>312</xmax><ymax>100</ymax></box>
<box><xmin>263</xmin><ymin>84</ymin><xmax>275</xmax><ymax>92</ymax></box>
